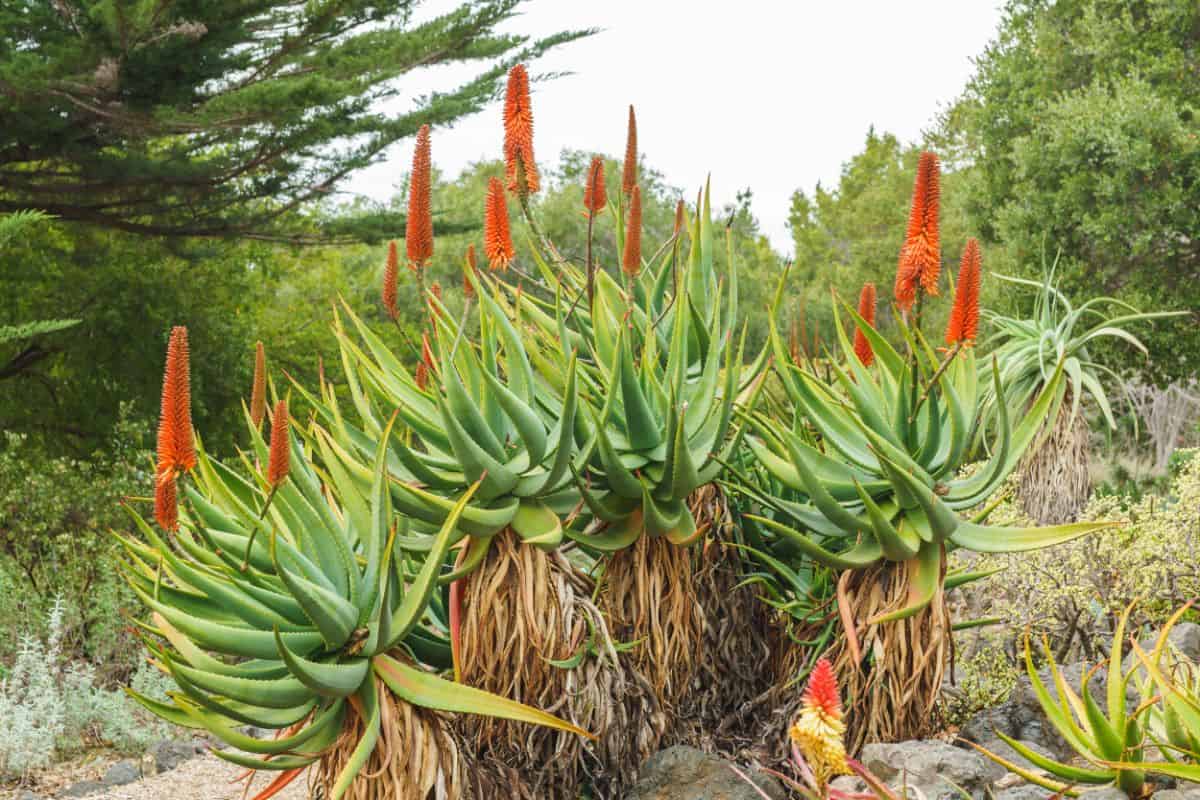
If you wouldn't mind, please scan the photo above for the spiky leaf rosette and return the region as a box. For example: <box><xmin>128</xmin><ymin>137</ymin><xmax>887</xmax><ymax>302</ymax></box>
<box><xmin>299</xmin><ymin>276</ymin><xmax>582</xmax><ymax>562</ymax></box>
<box><xmin>741</xmin><ymin>291</ymin><xmax>1117</xmax><ymax>624</ymax></box>
<box><xmin>490</xmin><ymin>180</ymin><xmax>765</xmax><ymax>552</ymax></box>
<box><xmin>117</xmin><ymin>409</ymin><xmax>587</xmax><ymax>800</ymax></box>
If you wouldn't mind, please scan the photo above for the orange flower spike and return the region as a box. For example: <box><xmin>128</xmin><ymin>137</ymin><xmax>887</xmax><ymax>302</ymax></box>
<box><xmin>853</xmin><ymin>282</ymin><xmax>877</xmax><ymax>367</ymax></box>
<box><xmin>674</xmin><ymin>199</ymin><xmax>685</xmax><ymax>237</ymax></box>
<box><xmin>946</xmin><ymin>238</ymin><xmax>983</xmax><ymax>345</ymax></box>
<box><xmin>895</xmin><ymin>151</ymin><xmax>942</xmax><ymax>311</ymax></box>
<box><xmin>621</xmin><ymin>105</ymin><xmax>638</xmax><ymax>197</ymax></box>
<box><xmin>250</xmin><ymin>341</ymin><xmax>267</xmax><ymax>429</ymax></box>
<box><xmin>382</xmin><ymin>240</ymin><xmax>400</xmax><ymax>320</ymax></box>
<box><xmin>623</xmin><ymin>185</ymin><xmax>643</xmax><ymax>277</ymax></box>
<box><xmin>583</xmin><ymin>156</ymin><xmax>607</xmax><ymax>216</ymax></box>
<box><xmin>267</xmin><ymin>400</ymin><xmax>290</xmax><ymax>487</ymax></box>
<box><xmin>503</xmin><ymin>64</ymin><xmax>539</xmax><ymax>195</ymax></box>
<box><xmin>484</xmin><ymin>177</ymin><xmax>515</xmax><ymax>272</ymax></box>
<box><xmin>415</xmin><ymin>361</ymin><xmax>430</xmax><ymax>392</ymax></box>
<box><xmin>156</xmin><ymin>326</ymin><xmax>196</xmax><ymax>477</ymax></box>
<box><xmin>154</xmin><ymin>474</ymin><xmax>178</xmax><ymax>532</ymax></box>
<box><xmin>406</xmin><ymin>126</ymin><xmax>434</xmax><ymax>271</ymax></box>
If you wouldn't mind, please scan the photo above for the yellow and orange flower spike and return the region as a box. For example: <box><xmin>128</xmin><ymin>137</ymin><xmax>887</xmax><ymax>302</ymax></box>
<box><xmin>154</xmin><ymin>473</ymin><xmax>178</xmax><ymax>532</ymax></box>
<box><xmin>621</xmin><ymin>105</ymin><xmax>637</xmax><ymax>197</ymax></box>
<box><xmin>503</xmin><ymin>64</ymin><xmax>539</xmax><ymax>196</ymax></box>
<box><xmin>406</xmin><ymin>125</ymin><xmax>434</xmax><ymax>272</ymax></box>
<box><xmin>583</xmin><ymin>156</ymin><xmax>607</xmax><ymax>216</ymax></box>
<box><xmin>382</xmin><ymin>240</ymin><xmax>400</xmax><ymax>321</ymax></box>
<box><xmin>895</xmin><ymin>151</ymin><xmax>941</xmax><ymax>311</ymax></box>
<box><xmin>250</xmin><ymin>341</ymin><xmax>267</xmax><ymax>429</ymax></box>
<box><xmin>946</xmin><ymin>238</ymin><xmax>983</xmax><ymax>345</ymax></box>
<box><xmin>623</xmin><ymin>184</ymin><xmax>642</xmax><ymax>277</ymax></box>
<box><xmin>853</xmin><ymin>282</ymin><xmax>877</xmax><ymax>367</ymax></box>
<box><xmin>484</xmin><ymin>176</ymin><xmax>515</xmax><ymax>271</ymax></box>
<box><xmin>267</xmin><ymin>400</ymin><xmax>290</xmax><ymax>487</ymax></box>
<box><xmin>156</xmin><ymin>326</ymin><xmax>196</xmax><ymax>479</ymax></box>
<box><xmin>789</xmin><ymin>657</ymin><xmax>851</xmax><ymax>789</ymax></box>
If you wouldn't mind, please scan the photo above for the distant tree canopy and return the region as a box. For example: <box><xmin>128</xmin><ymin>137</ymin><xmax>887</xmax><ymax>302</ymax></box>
<box><xmin>0</xmin><ymin>0</ymin><xmax>589</xmax><ymax>241</ymax></box>
<box><xmin>936</xmin><ymin>0</ymin><xmax>1199</xmax><ymax>380</ymax></box>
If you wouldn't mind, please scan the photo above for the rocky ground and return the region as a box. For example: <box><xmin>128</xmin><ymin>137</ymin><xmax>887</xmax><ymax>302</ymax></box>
<box><xmin>8</xmin><ymin>623</ymin><xmax>1200</xmax><ymax>799</ymax></box>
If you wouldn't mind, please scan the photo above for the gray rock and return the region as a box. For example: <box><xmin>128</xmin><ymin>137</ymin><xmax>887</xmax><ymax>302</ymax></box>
<box><xmin>56</xmin><ymin>781</ymin><xmax>104</xmax><ymax>798</ymax></box>
<box><xmin>101</xmin><ymin>760</ymin><xmax>140</xmax><ymax>786</ymax></box>
<box><xmin>151</xmin><ymin>739</ymin><xmax>198</xmax><ymax>773</ymax></box>
<box><xmin>994</xmin><ymin>786</ymin><xmax>1054</xmax><ymax>800</ymax></box>
<box><xmin>829</xmin><ymin>775</ymin><xmax>868</xmax><ymax>794</ymax></box>
<box><xmin>1078</xmin><ymin>788</ymin><xmax>1126</xmax><ymax>800</ymax></box>
<box><xmin>625</xmin><ymin>745</ymin><xmax>787</xmax><ymax>800</ymax></box>
<box><xmin>860</xmin><ymin>740</ymin><xmax>1005</xmax><ymax>799</ymax></box>
<box><xmin>16</xmin><ymin>791</ymin><xmax>46</xmax><ymax>800</ymax></box>
<box><xmin>1153</xmin><ymin>789</ymin><xmax>1200</xmax><ymax>800</ymax></box>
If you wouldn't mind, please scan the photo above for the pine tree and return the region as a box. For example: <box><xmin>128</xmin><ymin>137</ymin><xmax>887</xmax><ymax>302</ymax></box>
<box><xmin>0</xmin><ymin>1</ymin><xmax>589</xmax><ymax>241</ymax></box>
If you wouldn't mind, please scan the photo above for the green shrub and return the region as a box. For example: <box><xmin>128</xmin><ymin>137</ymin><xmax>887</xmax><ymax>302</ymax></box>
<box><xmin>954</xmin><ymin>448</ymin><xmax>1200</xmax><ymax>664</ymax></box>
<box><xmin>0</xmin><ymin>407</ymin><xmax>150</xmax><ymax>677</ymax></box>
<box><xmin>0</xmin><ymin>598</ymin><xmax>175</xmax><ymax>778</ymax></box>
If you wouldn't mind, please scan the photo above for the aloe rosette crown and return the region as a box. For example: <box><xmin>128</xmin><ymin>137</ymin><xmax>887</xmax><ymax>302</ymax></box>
<box><xmin>740</xmin><ymin>291</ymin><xmax>1116</xmax><ymax>622</ymax></box>
<box><xmin>499</xmin><ymin>183</ymin><xmax>762</xmax><ymax>550</ymax></box>
<box><xmin>117</xmin><ymin>410</ymin><xmax>584</xmax><ymax>798</ymax></box>
<box><xmin>981</xmin><ymin>268</ymin><xmax>1185</xmax><ymax>433</ymax></box>
<box><xmin>302</xmin><ymin>276</ymin><xmax>581</xmax><ymax>573</ymax></box>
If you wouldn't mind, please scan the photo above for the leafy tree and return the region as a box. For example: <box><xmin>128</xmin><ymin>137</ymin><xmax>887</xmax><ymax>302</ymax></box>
<box><xmin>787</xmin><ymin>130</ymin><xmax>972</xmax><ymax>348</ymax></box>
<box><xmin>0</xmin><ymin>1</ymin><xmax>589</xmax><ymax>241</ymax></box>
<box><xmin>935</xmin><ymin>0</ymin><xmax>1200</xmax><ymax>380</ymax></box>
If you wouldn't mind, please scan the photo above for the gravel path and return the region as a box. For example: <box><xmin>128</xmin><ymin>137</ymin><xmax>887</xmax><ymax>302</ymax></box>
<box><xmin>84</xmin><ymin>754</ymin><xmax>312</xmax><ymax>800</ymax></box>
<box><xmin>5</xmin><ymin>753</ymin><xmax>313</xmax><ymax>800</ymax></box>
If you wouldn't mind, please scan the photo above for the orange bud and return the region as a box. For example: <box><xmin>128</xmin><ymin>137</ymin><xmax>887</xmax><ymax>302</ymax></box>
<box><xmin>853</xmin><ymin>283</ymin><xmax>877</xmax><ymax>367</ymax></box>
<box><xmin>583</xmin><ymin>156</ymin><xmax>607</xmax><ymax>215</ymax></box>
<box><xmin>674</xmin><ymin>199</ymin><xmax>685</xmax><ymax>237</ymax></box>
<box><xmin>621</xmin><ymin>105</ymin><xmax>637</xmax><ymax>197</ymax></box>
<box><xmin>484</xmin><ymin>177</ymin><xmax>515</xmax><ymax>272</ymax></box>
<box><xmin>156</xmin><ymin>326</ymin><xmax>196</xmax><ymax>478</ymax></box>
<box><xmin>267</xmin><ymin>400</ymin><xmax>290</xmax><ymax>487</ymax></box>
<box><xmin>622</xmin><ymin>185</ymin><xmax>642</xmax><ymax>277</ymax></box>
<box><xmin>946</xmin><ymin>238</ymin><xmax>982</xmax><ymax>345</ymax></box>
<box><xmin>154</xmin><ymin>473</ymin><xmax>178</xmax><ymax>532</ymax></box>
<box><xmin>503</xmin><ymin>64</ymin><xmax>539</xmax><ymax>195</ymax></box>
<box><xmin>382</xmin><ymin>240</ymin><xmax>400</xmax><ymax>320</ymax></box>
<box><xmin>250</xmin><ymin>341</ymin><xmax>267</xmax><ymax>429</ymax></box>
<box><xmin>406</xmin><ymin>125</ymin><xmax>434</xmax><ymax>271</ymax></box>
<box><xmin>415</xmin><ymin>361</ymin><xmax>429</xmax><ymax>392</ymax></box>
<box><xmin>463</xmin><ymin>244</ymin><xmax>478</xmax><ymax>299</ymax></box>
<box><xmin>895</xmin><ymin>151</ymin><xmax>941</xmax><ymax>311</ymax></box>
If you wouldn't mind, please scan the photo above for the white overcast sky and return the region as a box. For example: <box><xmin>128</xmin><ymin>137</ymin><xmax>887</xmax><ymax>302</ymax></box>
<box><xmin>344</xmin><ymin>1</ymin><xmax>1003</xmax><ymax>253</ymax></box>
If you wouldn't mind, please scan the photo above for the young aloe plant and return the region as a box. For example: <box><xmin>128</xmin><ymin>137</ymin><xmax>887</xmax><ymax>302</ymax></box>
<box><xmin>972</xmin><ymin>605</ymin><xmax>1152</xmax><ymax>798</ymax></box>
<box><xmin>118</xmin><ymin>408</ymin><xmax>587</xmax><ymax>800</ymax></box>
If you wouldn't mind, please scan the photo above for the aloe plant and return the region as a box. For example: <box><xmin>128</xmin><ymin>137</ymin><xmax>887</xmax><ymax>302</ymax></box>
<box><xmin>972</xmin><ymin>605</ymin><xmax>1152</xmax><ymax>797</ymax></box>
<box><xmin>118</xmin><ymin>410</ymin><xmax>586</xmax><ymax>800</ymax></box>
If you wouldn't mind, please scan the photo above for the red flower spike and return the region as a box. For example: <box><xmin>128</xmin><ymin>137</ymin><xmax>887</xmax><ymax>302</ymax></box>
<box><xmin>895</xmin><ymin>151</ymin><xmax>941</xmax><ymax>311</ymax></box>
<box><xmin>267</xmin><ymin>400</ymin><xmax>290</xmax><ymax>487</ymax></box>
<box><xmin>382</xmin><ymin>240</ymin><xmax>400</xmax><ymax>320</ymax></box>
<box><xmin>156</xmin><ymin>326</ymin><xmax>196</xmax><ymax>478</ymax></box>
<box><xmin>406</xmin><ymin>126</ymin><xmax>434</xmax><ymax>271</ymax></box>
<box><xmin>583</xmin><ymin>156</ymin><xmax>607</xmax><ymax>216</ymax></box>
<box><xmin>853</xmin><ymin>283</ymin><xmax>877</xmax><ymax>367</ymax></box>
<box><xmin>154</xmin><ymin>473</ymin><xmax>178</xmax><ymax>532</ymax></box>
<box><xmin>803</xmin><ymin>657</ymin><xmax>843</xmax><ymax>720</ymax></box>
<box><xmin>250</xmin><ymin>341</ymin><xmax>267</xmax><ymax>429</ymax></box>
<box><xmin>484</xmin><ymin>177</ymin><xmax>515</xmax><ymax>271</ymax></box>
<box><xmin>621</xmin><ymin>105</ymin><xmax>638</xmax><ymax>197</ymax></box>
<box><xmin>623</xmin><ymin>184</ymin><xmax>642</xmax><ymax>277</ymax></box>
<box><xmin>503</xmin><ymin>64</ymin><xmax>539</xmax><ymax>195</ymax></box>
